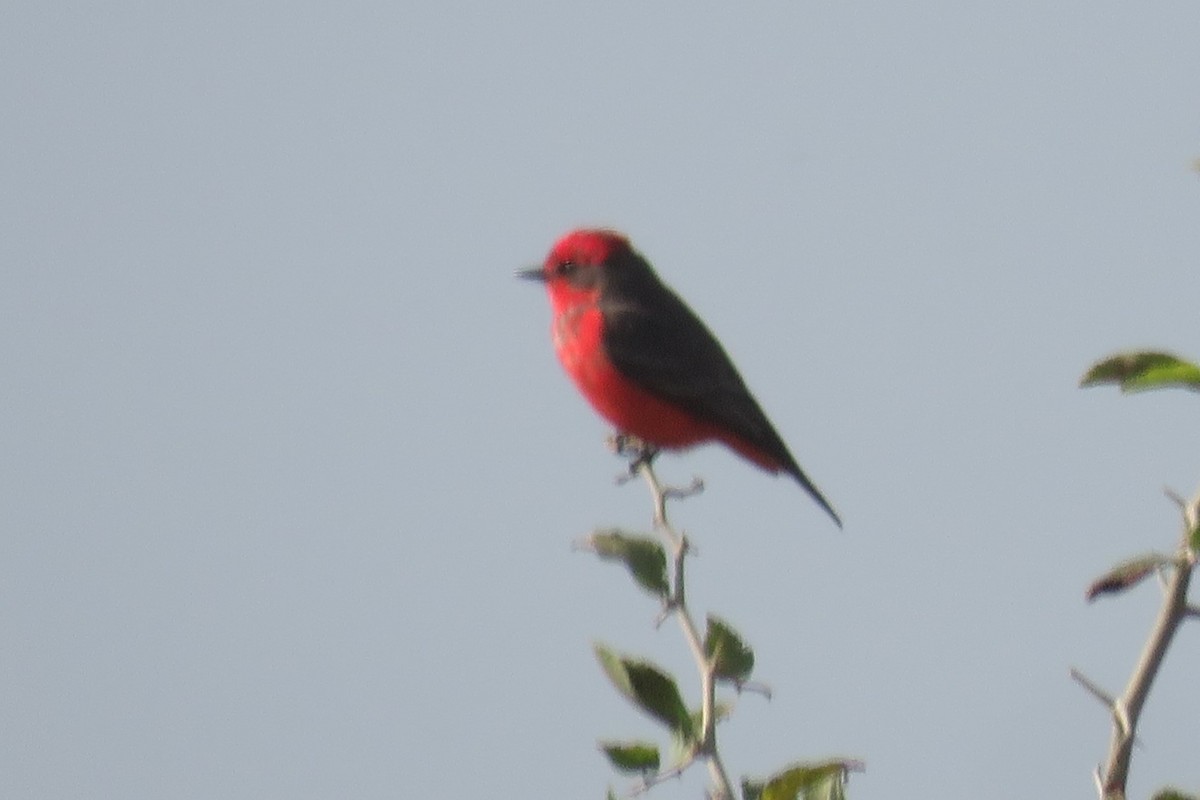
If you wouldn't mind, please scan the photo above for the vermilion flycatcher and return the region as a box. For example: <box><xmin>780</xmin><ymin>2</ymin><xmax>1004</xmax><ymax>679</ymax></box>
<box><xmin>521</xmin><ymin>229</ymin><xmax>841</xmax><ymax>527</ymax></box>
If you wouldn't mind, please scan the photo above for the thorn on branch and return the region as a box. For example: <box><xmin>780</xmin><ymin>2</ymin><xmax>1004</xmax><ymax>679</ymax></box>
<box><xmin>1164</xmin><ymin>486</ymin><xmax>1186</xmax><ymax>511</ymax></box>
<box><xmin>627</xmin><ymin>756</ymin><xmax>693</xmax><ymax>797</ymax></box>
<box><xmin>1113</xmin><ymin>699</ymin><xmax>1131</xmax><ymax>739</ymax></box>
<box><xmin>654</xmin><ymin>593</ymin><xmax>685</xmax><ymax>629</ymax></box>
<box><xmin>1070</xmin><ymin>667</ymin><xmax>1116</xmax><ymax>710</ymax></box>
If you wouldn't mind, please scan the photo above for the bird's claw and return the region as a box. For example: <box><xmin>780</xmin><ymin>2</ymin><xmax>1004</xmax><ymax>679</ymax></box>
<box><xmin>607</xmin><ymin>433</ymin><xmax>659</xmax><ymax>484</ymax></box>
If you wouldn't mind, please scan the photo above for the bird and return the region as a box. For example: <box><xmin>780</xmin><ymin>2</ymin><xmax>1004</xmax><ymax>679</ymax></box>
<box><xmin>520</xmin><ymin>228</ymin><xmax>840</xmax><ymax>527</ymax></box>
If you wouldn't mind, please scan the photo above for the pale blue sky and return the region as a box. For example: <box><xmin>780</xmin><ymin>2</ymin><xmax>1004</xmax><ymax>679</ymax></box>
<box><xmin>3</xmin><ymin>2</ymin><xmax>1200</xmax><ymax>798</ymax></box>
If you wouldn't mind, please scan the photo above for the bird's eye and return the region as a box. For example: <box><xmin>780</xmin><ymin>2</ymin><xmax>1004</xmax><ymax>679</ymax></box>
<box><xmin>556</xmin><ymin>260</ymin><xmax>577</xmax><ymax>276</ymax></box>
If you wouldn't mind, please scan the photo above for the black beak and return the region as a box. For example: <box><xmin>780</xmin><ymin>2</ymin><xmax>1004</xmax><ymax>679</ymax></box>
<box><xmin>517</xmin><ymin>266</ymin><xmax>546</xmax><ymax>282</ymax></box>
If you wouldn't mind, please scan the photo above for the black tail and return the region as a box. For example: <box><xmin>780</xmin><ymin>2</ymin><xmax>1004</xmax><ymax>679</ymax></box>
<box><xmin>786</xmin><ymin>462</ymin><xmax>842</xmax><ymax>529</ymax></box>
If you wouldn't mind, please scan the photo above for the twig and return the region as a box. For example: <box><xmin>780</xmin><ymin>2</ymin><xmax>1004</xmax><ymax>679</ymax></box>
<box><xmin>735</xmin><ymin>680</ymin><xmax>774</xmax><ymax>701</ymax></box>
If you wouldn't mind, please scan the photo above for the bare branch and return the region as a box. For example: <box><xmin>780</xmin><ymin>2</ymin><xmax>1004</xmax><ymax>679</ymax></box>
<box><xmin>1091</xmin><ymin>489</ymin><xmax>1198</xmax><ymax>798</ymax></box>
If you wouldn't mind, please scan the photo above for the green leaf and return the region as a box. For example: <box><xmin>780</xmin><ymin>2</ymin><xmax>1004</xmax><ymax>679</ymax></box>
<box><xmin>599</xmin><ymin>741</ymin><xmax>660</xmax><ymax>774</ymax></box>
<box><xmin>704</xmin><ymin>614</ymin><xmax>755</xmax><ymax>683</ymax></box>
<box><xmin>1080</xmin><ymin>351</ymin><xmax>1200</xmax><ymax>393</ymax></box>
<box><xmin>583</xmin><ymin>529</ymin><xmax>669</xmax><ymax>598</ymax></box>
<box><xmin>1152</xmin><ymin>790</ymin><xmax>1199</xmax><ymax>800</ymax></box>
<box><xmin>594</xmin><ymin>643</ymin><xmax>695</xmax><ymax>741</ymax></box>
<box><xmin>1085</xmin><ymin>553</ymin><xmax>1174</xmax><ymax>602</ymax></box>
<box><xmin>753</xmin><ymin>759</ymin><xmax>862</xmax><ymax>800</ymax></box>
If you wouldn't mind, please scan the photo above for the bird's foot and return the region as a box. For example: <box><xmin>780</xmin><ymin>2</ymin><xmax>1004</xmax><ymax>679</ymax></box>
<box><xmin>607</xmin><ymin>433</ymin><xmax>659</xmax><ymax>484</ymax></box>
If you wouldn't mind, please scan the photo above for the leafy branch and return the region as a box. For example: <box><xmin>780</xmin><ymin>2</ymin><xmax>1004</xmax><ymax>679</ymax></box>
<box><xmin>577</xmin><ymin>434</ymin><xmax>860</xmax><ymax>800</ymax></box>
<box><xmin>1074</xmin><ymin>350</ymin><xmax>1200</xmax><ymax>800</ymax></box>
